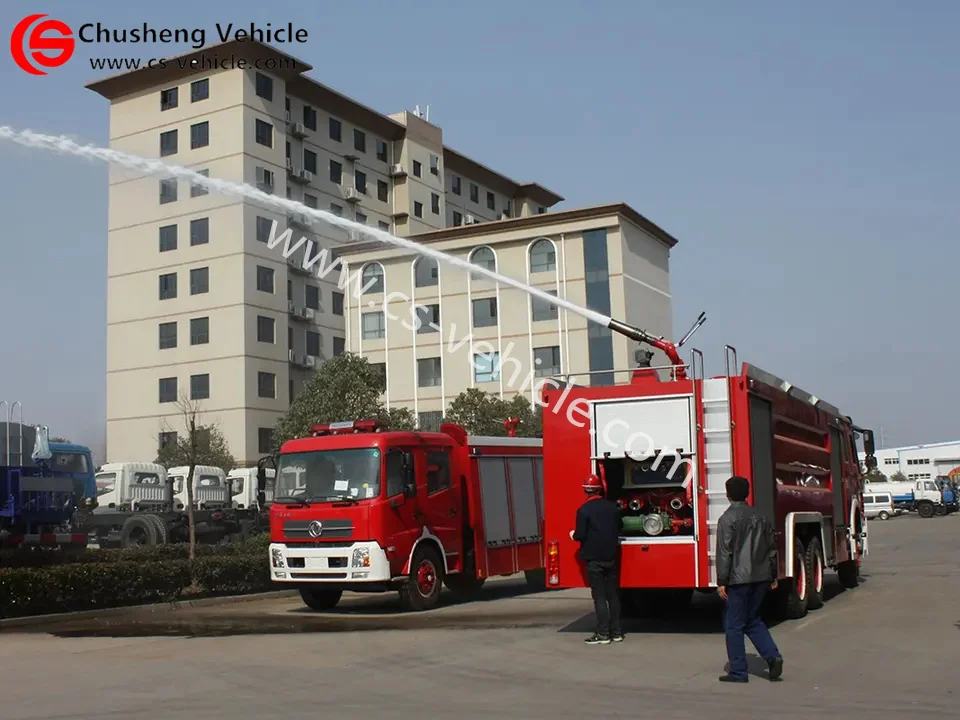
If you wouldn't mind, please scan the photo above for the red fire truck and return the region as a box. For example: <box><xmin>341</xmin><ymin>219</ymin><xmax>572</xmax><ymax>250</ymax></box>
<box><xmin>263</xmin><ymin>420</ymin><xmax>546</xmax><ymax>611</ymax></box>
<box><xmin>541</xmin><ymin>332</ymin><xmax>876</xmax><ymax>620</ymax></box>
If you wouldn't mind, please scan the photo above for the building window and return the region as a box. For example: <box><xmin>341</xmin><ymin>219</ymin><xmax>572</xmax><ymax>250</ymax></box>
<box><xmin>306</xmin><ymin>330</ymin><xmax>321</xmax><ymax>357</ymax></box>
<box><xmin>191</xmin><ymin>169</ymin><xmax>209</xmax><ymax>197</ymax></box>
<box><xmin>418</xmin><ymin>357</ymin><xmax>442</xmax><ymax>387</ymax></box>
<box><xmin>190</xmin><ymin>217</ymin><xmax>209</xmax><ymax>245</ymax></box>
<box><xmin>330</xmin><ymin>159</ymin><xmax>342</xmax><ymax>184</ymax></box>
<box><xmin>158</xmin><ymin>322</ymin><xmax>177</xmax><ymax>349</ymax></box>
<box><xmin>190</xmin><ymin>373</ymin><xmax>210</xmax><ymax>400</ymax></box>
<box><xmin>305</xmin><ymin>285</ymin><xmax>320</xmax><ymax>310</ymax></box>
<box><xmin>160</xmin><ymin>178</ymin><xmax>177</xmax><ymax>204</ymax></box>
<box><xmin>255</xmin><ymin>72</ymin><xmax>273</xmax><ymax>101</ymax></box>
<box><xmin>191</xmin><ymin>78</ymin><xmax>208</xmax><ymax>102</ymax></box>
<box><xmin>354</xmin><ymin>129</ymin><xmax>366</xmax><ymax>153</ymax></box>
<box><xmin>469</xmin><ymin>247</ymin><xmax>496</xmax><ymax>279</ymax></box>
<box><xmin>191</xmin><ymin>121</ymin><xmax>209</xmax><ymax>149</ymax></box>
<box><xmin>190</xmin><ymin>267</ymin><xmax>209</xmax><ymax>295</ymax></box>
<box><xmin>376</xmin><ymin>139</ymin><xmax>387</xmax><ymax>162</ymax></box>
<box><xmin>255</xmin><ymin>167</ymin><xmax>274</xmax><ymax>192</ymax></box>
<box><xmin>502</xmin><ymin>201</ymin><xmax>511</xmax><ymax>218</ymax></box>
<box><xmin>378</xmin><ymin>220</ymin><xmax>390</xmax><ymax>231</ymax></box>
<box><xmin>330</xmin><ymin>203</ymin><xmax>343</xmax><ymax>216</ymax></box>
<box><xmin>160</xmin><ymin>87</ymin><xmax>178</xmax><ymax>111</ymax></box>
<box><xmin>190</xmin><ymin>317</ymin><xmax>209</xmax><ymax>345</ymax></box>
<box><xmin>529</xmin><ymin>238</ymin><xmax>556</xmax><ymax>273</ymax></box>
<box><xmin>415</xmin><ymin>258</ymin><xmax>438</xmax><ymax>288</ymax></box>
<box><xmin>159</xmin><ymin>431</ymin><xmax>178</xmax><ymax>452</ymax></box>
<box><xmin>160</xmin><ymin>130</ymin><xmax>177</xmax><ymax>156</ymax></box>
<box><xmin>355</xmin><ymin>170</ymin><xmax>367</xmax><ymax>195</ymax></box>
<box><xmin>304</xmin><ymin>194</ymin><xmax>318</xmax><ymax>209</ymax></box>
<box><xmin>303</xmin><ymin>105</ymin><xmax>317</xmax><ymax>131</ymax></box>
<box><xmin>486</xmin><ymin>191</ymin><xmax>495</xmax><ymax>210</ymax></box>
<box><xmin>534</xmin><ymin>346</ymin><xmax>562</xmax><ymax>377</ymax></box>
<box><xmin>361</xmin><ymin>263</ymin><xmax>384</xmax><ymax>293</ymax></box>
<box><xmin>414</xmin><ymin>201</ymin><xmax>423</xmax><ymax>218</ymax></box>
<box><xmin>416</xmin><ymin>304</ymin><xmax>440</xmax><ymax>334</ymax></box>
<box><xmin>159</xmin><ymin>224</ymin><xmax>177</xmax><ymax>252</ymax></box>
<box><xmin>538</xmin><ymin>206</ymin><xmax>546</xmax><ymax>214</ymax></box>
<box><xmin>413</xmin><ymin>160</ymin><xmax>422</xmax><ymax>178</ymax></box>
<box><xmin>582</xmin><ymin>228</ymin><xmax>614</xmax><ymax>385</ymax></box>
<box><xmin>303</xmin><ymin>149</ymin><xmax>317</xmax><ymax>174</ymax></box>
<box><xmin>431</xmin><ymin>193</ymin><xmax>440</xmax><ymax>215</ymax></box>
<box><xmin>159</xmin><ymin>272</ymin><xmax>177</xmax><ymax>300</ymax></box>
<box><xmin>452</xmin><ymin>176</ymin><xmax>461</xmax><ymax>195</ymax></box>
<box><xmin>333</xmin><ymin>336</ymin><xmax>345</xmax><ymax>356</ymax></box>
<box><xmin>373</xmin><ymin>179</ymin><xmax>389</xmax><ymax>203</ymax></box>
<box><xmin>531</xmin><ymin>290</ymin><xmax>559</xmax><ymax>322</ymax></box>
<box><xmin>472</xmin><ymin>297</ymin><xmax>498</xmax><ymax>327</ymax></box>
<box><xmin>159</xmin><ymin>377</ymin><xmax>177</xmax><ymax>403</ymax></box>
<box><xmin>256</xmin><ymin>265</ymin><xmax>274</xmax><ymax>293</ymax></box>
<box><xmin>362</xmin><ymin>311</ymin><xmax>385</xmax><ymax>339</ymax></box>
<box><xmin>470</xmin><ymin>183</ymin><xmax>479</xmax><ymax>203</ymax></box>
<box><xmin>332</xmin><ymin>292</ymin><xmax>344</xmax><ymax>315</ymax></box>
<box><xmin>329</xmin><ymin>117</ymin><xmax>342</xmax><ymax>142</ymax></box>
<box><xmin>474</xmin><ymin>352</ymin><xmax>500</xmax><ymax>383</ymax></box>
<box><xmin>428</xmin><ymin>154</ymin><xmax>439</xmax><ymax>176</ymax></box>
<box><xmin>453</xmin><ymin>211</ymin><xmax>463</xmax><ymax>226</ymax></box>
<box><xmin>258</xmin><ymin>371</ymin><xmax>276</xmax><ymax>399</ymax></box>
<box><xmin>419</xmin><ymin>411</ymin><xmax>443</xmax><ymax>432</ymax></box>
<box><xmin>258</xmin><ymin>427</ymin><xmax>274</xmax><ymax>454</ymax></box>
<box><xmin>255</xmin><ymin>119</ymin><xmax>273</xmax><ymax>148</ymax></box>
<box><xmin>257</xmin><ymin>315</ymin><xmax>275</xmax><ymax>344</ymax></box>
<box><xmin>256</xmin><ymin>216</ymin><xmax>273</xmax><ymax>243</ymax></box>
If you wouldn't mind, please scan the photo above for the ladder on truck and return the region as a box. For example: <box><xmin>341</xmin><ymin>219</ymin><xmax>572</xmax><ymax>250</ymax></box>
<box><xmin>693</xmin><ymin>347</ymin><xmax>738</xmax><ymax>586</ymax></box>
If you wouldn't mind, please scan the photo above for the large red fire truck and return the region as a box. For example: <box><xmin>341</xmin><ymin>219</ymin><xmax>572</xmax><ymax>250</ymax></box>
<box><xmin>541</xmin><ymin>324</ymin><xmax>876</xmax><ymax>620</ymax></box>
<box><xmin>263</xmin><ymin>420</ymin><xmax>546</xmax><ymax>611</ymax></box>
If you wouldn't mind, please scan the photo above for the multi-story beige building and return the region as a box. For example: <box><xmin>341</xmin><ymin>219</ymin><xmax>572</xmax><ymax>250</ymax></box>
<box><xmin>339</xmin><ymin>203</ymin><xmax>678</xmax><ymax>430</ymax></box>
<box><xmin>87</xmin><ymin>39</ymin><xmax>568</xmax><ymax>465</ymax></box>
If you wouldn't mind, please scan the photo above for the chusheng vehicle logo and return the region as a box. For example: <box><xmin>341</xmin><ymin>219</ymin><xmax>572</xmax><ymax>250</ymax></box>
<box><xmin>10</xmin><ymin>15</ymin><xmax>308</xmax><ymax>75</ymax></box>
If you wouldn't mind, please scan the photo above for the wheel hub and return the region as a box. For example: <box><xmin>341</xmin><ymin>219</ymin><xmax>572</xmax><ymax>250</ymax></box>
<box><xmin>416</xmin><ymin>560</ymin><xmax>436</xmax><ymax>596</ymax></box>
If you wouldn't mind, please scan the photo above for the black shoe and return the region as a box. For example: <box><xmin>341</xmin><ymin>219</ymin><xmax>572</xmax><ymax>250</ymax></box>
<box><xmin>718</xmin><ymin>674</ymin><xmax>748</xmax><ymax>683</ymax></box>
<box><xmin>767</xmin><ymin>656</ymin><xmax>783</xmax><ymax>680</ymax></box>
<box><xmin>584</xmin><ymin>633</ymin><xmax>611</xmax><ymax>645</ymax></box>
<box><xmin>611</xmin><ymin>633</ymin><xmax>624</xmax><ymax>642</ymax></box>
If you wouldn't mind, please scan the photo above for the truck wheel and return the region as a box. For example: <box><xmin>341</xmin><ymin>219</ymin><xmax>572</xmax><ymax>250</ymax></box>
<box><xmin>935</xmin><ymin>505</ymin><xmax>947</xmax><ymax>516</ymax></box>
<box><xmin>120</xmin><ymin>515</ymin><xmax>159</xmax><ymax>548</ymax></box>
<box><xmin>917</xmin><ymin>502</ymin><xmax>935</xmax><ymax>519</ymax></box>
<box><xmin>837</xmin><ymin>560</ymin><xmax>859</xmax><ymax>589</ymax></box>
<box><xmin>399</xmin><ymin>546</ymin><xmax>444</xmax><ymax>611</ymax></box>
<box><xmin>783</xmin><ymin>539</ymin><xmax>809</xmax><ymax>619</ymax></box>
<box><xmin>878</xmin><ymin>511</ymin><xmax>890</xmax><ymax>520</ymax></box>
<box><xmin>299</xmin><ymin>587</ymin><xmax>342</xmax><ymax>611</ymax></box>
<box><xmin>144</xmin><ymin>514</ymin><xmax>168</xmax><ymax>545</ymax></box>
<box><xmin>804</xmin><ymin>537</ymin><xmax>825</xmax><ymax>610</ymax></box>
<box><xmin>524</xmin><ymin>568</ymin><xmax>547</xmax><ymax>591</ymax></box>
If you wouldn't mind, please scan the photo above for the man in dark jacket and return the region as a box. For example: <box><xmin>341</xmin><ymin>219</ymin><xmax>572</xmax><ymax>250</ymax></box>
<box><xmin>715</xmin><ymin>476</ymin><xmax>784</xmax><ymax>682</ymax></box>
<box><xmin>570</xmin><ymin>474</ymin><xmax>623</xmax><ymax>645</ymax></box>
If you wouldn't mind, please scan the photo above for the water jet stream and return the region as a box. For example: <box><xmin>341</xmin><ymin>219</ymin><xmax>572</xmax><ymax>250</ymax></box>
<box><xmin>0</xmin><ymin>124</ymin><xmax>611</xmax><ymax>327</ymax></box>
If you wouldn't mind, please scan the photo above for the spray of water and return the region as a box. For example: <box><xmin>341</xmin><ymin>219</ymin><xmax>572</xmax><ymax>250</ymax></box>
<box><xmin>0</xmin><ymin>125</ymin><xmax>612</xmax><ymax>328</ymax></box>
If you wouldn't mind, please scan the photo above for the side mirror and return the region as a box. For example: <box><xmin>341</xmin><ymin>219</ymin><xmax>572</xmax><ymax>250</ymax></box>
<box><xmin>256</xmin><ymin>466</ymin><xmax>266</xmax><ymax>493</ymax></box>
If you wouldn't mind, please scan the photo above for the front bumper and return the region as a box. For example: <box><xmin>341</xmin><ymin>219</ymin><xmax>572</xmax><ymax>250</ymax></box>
<box><xmin>269</xmin><ymin>541</ymin><xmax>390</xmax><ymax>583</ymax></box>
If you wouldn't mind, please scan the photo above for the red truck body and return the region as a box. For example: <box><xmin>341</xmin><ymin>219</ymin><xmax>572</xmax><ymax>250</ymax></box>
<box><xmin>541</xmin><ymin>347</ymin><xmax>871</xmax><ymax>619</ymax></box>
<box><xmin>268</xmin><ymin>420</ymin><xmax>545</xmax><ymax>611</ymax></box>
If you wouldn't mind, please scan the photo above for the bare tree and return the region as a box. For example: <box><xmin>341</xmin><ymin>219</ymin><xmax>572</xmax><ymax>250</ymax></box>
<box><xmin>155</xmin><ymin>393</ymin><xmax>235</xmax><ymax>560</ymax></box>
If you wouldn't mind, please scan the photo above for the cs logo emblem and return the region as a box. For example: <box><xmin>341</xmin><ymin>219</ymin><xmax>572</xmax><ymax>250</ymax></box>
<box><xmin>10</xmin><ymin>14</ymin><xmax>75</xmax><ymax>75</ymax></box>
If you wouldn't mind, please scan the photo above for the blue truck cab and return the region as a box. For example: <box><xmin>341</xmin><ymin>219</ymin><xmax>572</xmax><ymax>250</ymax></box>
<box><xmin>48</xmin><ymin>442</ymin><xmax>96</xmax><ymax>506</ymax></box>
<box><xmin>936</xmin><ymin>476</ymin><xmax>958</xmax><ymax>513</ymax></box>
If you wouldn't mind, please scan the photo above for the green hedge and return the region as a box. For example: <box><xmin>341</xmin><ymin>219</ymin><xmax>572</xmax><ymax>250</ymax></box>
<box><xmin>0</xmin><ymin>535</ymin><xmax>273</xmax><ymax>619</ymax></box>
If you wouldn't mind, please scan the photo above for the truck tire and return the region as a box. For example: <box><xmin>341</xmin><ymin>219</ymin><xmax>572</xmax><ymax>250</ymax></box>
<box><xmin>299</xmin><ymin>587</ymin><xmax>343</xmax><ymax>611</ymax></box>
<box><xmin>144</xmin><ymin>514</ymin><xmax>168</xmax><ymax>545</ymax></box>
<box><xmin>917</xmin><ymin>501</ymin><xmax>935</xmax><ymax>519</ymax></box>
<box><xmin>837</xmin><ymin>560</ymin><xmax>859</xmax><ymax>589</ymax></box>
<box><xmin>782</xmin><ymin>539</ymin><xmax>809</xmax><ymax>619</ymax></box>
<box><xmin>120</xmin><ymin>515</ymin><xmax>159</xmax><ymax>548</ymax></box>
<box><xmin>399</xmin><ymin>546</ymin><xmax>444</xmax><ymax>611</ymax></box>
<box><xmin>804</xmin><ymin>537</ymin><xmax>825</xmax><ymax>610</ymax></box>
<box><xmin>934</xmin><ymin>505</ymin><xmax>947</xmax><ymax>516</ymax></box>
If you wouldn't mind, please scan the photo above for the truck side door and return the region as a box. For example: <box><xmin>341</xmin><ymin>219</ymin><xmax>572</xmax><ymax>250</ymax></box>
<box><xmin>383</xmin><ymin>448</ymin><xmax>419</xmax><ymax>577</ymax></box>
<box><xmin>417</xmin><ymin>447</ymin><xmax>462</xmax><ymax>571</ymax></box>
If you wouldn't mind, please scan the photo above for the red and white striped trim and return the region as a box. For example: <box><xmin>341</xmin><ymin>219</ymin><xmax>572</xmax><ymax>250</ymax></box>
<box><xmin>1</xmin><ymin>533</ymin><xmax>89</xmax><ymax>548</ymax></box>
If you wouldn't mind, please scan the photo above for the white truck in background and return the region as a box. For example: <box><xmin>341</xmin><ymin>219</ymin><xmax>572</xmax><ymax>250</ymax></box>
<box><xmin>865</xmin><ymin>479</ymin><xmax>944</xmax><ymax>518</ymax></box>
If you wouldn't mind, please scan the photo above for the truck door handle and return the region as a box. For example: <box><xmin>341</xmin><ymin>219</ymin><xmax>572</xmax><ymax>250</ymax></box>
<box><xmin>448</xmin><ymin>508</ymin><xmax>457</xmax><ymax>516</ymax></box>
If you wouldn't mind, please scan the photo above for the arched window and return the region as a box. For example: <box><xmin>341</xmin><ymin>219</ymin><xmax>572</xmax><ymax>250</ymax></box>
<box><xmin>529</xmin><ymin>238</ymin><xmax>556</xmax><ymax>273</ymax></box>
<box><xmin>414</xmin><ymin>257</ymin><xmax>438</xmax><ymax>288</ymax></box>
<box><xmin>470</xmin><ymin>247</ymin><xmax>496</xmax><ymax>272</ymax></box>
<box><xmin>361</xmin><ymin>263</ymin><xmax>384</xmax><ymax>294</ymax></box>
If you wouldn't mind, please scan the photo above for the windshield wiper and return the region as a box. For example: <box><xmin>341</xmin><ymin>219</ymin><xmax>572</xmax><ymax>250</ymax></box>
<box><xmin>327</xmin><ymin>495</ymin><xmax>359</xmax><ymax>505</ymax></box>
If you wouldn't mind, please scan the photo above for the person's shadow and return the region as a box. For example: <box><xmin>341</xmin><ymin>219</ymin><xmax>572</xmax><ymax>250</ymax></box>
<box><xmin>724</xmin><ymin>654</ymin><xmax>782</xmax><ymax>681</ymax></box>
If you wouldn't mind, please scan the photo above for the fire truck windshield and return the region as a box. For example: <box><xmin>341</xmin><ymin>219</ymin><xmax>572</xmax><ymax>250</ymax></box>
<box><xmin>274</xmin><ymin>448</ymin><xmax>382</xmax><ymax>503</ymax></box>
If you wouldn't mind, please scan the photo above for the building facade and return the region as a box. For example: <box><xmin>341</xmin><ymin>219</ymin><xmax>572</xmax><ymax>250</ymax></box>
<box><xmin>872</xmin><ymin>441</ymin><xmax>960</xmax><ymax>482</ymax></box>
<box><xmin>87</xmin><ymin>39</ymin><xmax>564</xmax><ymax>465</ymax></box>
<box><xmin>339</xmin><ymin>204</ymin><xmax>677</xmax><ymax>429</ymax></box>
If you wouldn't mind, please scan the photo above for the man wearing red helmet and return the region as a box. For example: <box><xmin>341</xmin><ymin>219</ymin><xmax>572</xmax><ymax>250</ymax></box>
<box><xmin>570</xmin><ymin>473</ymin><xmax>623</xmax><ymax>644</ymax></box>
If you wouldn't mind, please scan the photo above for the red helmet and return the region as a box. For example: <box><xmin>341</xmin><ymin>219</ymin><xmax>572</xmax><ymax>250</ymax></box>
<box><xmin>583</xmin><ymin>474</ymin><xmax>604</xmax><ymax>493</ymax></box>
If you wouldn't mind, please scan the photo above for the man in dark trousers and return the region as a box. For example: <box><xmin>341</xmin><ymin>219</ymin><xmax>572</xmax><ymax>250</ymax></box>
<box><xmin>715</xmin><ymin>475</ymin><xmax>784</xmax><ymax>682</ymax></box>
<box><xmin>570</xmin><ymin>473</ymin><xmax>623</xmax><ymax>645</ymax></box>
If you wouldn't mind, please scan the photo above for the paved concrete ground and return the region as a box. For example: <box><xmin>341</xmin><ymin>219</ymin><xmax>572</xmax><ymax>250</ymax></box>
<box><xmin>3</xmin><ymin>514</ymin><xmax>958</xmax><ymax>719</ymax></box>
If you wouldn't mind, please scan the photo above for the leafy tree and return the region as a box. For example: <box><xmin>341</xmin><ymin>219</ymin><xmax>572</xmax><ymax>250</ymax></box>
<box><xmin>445</xmin><ymin>389</ymin><xmax>542</xmax><ymax>437</ymax></box>
<box><xmin>155</xmin><ymin>395</ymin><xmax>236</xmax><ymax>559</ymax></box>
<box><xmin>863</xmin><ymin>468</ymin><xmax>886</xmax><ymax>484</ymax></box>
<box><xmin>273</xmin><ymin>352</ymin><xmax>414</xmax><ymax>450</ymax></box>
<box><xmin>50</xmin><ymin>436</ymin><xmax>71</xmax><ymax>443</ymax></box>
<box><xmin>890</xmin><ymin>471</ymin><xmax>909</xmax><ymax>483</ymax></box>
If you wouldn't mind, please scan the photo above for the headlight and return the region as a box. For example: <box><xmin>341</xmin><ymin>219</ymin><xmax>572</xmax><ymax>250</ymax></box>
<box><xmin>352</xmin><ymin>547</ymin><xmax>370</xmax><ymax>568</ymax></box>
<box><xmin>271</xmin><ymin>548</ymin><xmax>285</xmax><ymax>568</ymax></box>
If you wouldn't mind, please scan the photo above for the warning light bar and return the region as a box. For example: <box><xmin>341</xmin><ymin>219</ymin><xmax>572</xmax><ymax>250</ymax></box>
<box><xmin>310</xmin><ymin>419</ymin><xmax>383</xmax><ymax>436</ymax></box>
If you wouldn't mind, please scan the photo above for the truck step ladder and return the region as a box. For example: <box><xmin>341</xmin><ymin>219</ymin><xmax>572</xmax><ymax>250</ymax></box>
<box><xmin>700</xmin><ymin>346</ymin><xmax>738</xmax><ymax>586</ymax></box>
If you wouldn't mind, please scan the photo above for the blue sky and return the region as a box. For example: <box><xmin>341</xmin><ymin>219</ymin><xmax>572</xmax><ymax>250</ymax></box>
<box><xmin>1</xmin><ymin>0</ymin><xmax>957</xmax><ymax>459</ymax></box>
